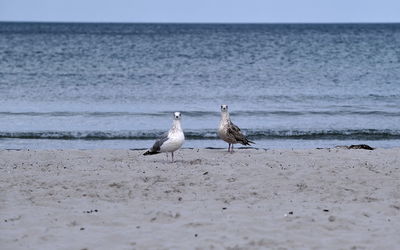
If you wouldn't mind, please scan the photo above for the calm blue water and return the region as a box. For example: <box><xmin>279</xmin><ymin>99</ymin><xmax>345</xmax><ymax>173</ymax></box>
<box><xmin>1</xmin><ymin>22</ymin><xmax>400</xmax><ymax>149</ymax></box>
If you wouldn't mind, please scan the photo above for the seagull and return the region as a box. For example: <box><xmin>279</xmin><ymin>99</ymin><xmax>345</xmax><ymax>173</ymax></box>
<box><xmin>143</xmin><ymin>112</ymin><xmax>185</xmax><ymax>162</ymax></box>
<box><xmin>218</xmin><ymin>104</ymin><xmax>254</xmax><ymax>152</ymax></box>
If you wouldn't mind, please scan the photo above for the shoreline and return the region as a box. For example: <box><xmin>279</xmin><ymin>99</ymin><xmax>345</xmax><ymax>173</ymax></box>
<box><xmin>2</xmin><ymin>138</ymin><xmax>400</xmax><ymax>151</ymax></box>
<box><xmin>0</xmin><ymin>143</ymin><xmax>389</xmax><ymax>151</ymax></box>
<box><xmin>1</xmin><ymin>148</ymin><xmax>400</xmax><ymax>249</ymax></box>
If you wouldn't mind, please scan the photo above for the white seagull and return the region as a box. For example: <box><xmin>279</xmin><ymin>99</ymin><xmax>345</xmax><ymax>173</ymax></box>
<box><xmin>218</xmin><ymin>104</ymin><xmax>254</xmax><ymax>152</ymax></box>
<box><xmin>144</xmin><ymin>112</ymin><xmax>185</xmax><ymax>162</ymax></box>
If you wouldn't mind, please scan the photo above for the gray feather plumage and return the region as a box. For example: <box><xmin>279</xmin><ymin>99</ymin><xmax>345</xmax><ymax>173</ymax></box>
<box><xmin>143</xmin><ymin>132</ymin><xmax>169</xmax><ymax>155</ymax></box>
<box><xmin>151</xmin><ymin>132</ymin><xmax>169</xmax><ymax>152</ymax></box>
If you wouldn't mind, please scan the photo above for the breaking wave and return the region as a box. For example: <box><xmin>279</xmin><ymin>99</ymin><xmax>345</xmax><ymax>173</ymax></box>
<box><xmin>1</xmin><ymin>129</ymin><xmax>399</xmax><ymax>140</ymax></box>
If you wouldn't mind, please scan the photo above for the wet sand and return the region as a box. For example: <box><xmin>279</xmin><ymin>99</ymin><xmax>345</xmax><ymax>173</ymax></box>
<box><xmin>1</xmin><ymin>148</ymin><xmax>400</xmax><ymax>249</ymax></box>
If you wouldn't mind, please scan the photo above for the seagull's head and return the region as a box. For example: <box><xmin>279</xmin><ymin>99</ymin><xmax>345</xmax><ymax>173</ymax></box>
<box><xmin>221</xmin><ymin>104</ymin><xmax>228</xmax><ymax>113</ymax></box>
<box><xmin>174</xmin><ymin>112</ymin><xmax>182</xmax><ymax>120</ymax></box>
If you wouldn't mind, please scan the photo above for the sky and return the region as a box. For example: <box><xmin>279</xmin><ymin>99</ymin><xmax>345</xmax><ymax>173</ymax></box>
<box><xmin>0</xmin><ymin>0</ymin><xmax>399</xmax><ymax>23</ymax></box>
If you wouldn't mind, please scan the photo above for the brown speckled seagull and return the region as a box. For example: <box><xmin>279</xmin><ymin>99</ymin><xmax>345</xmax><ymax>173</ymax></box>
<box><xmin>218</xmin><ymin>105</ymin><xmax>254</xmax><ymax>152</ymax></box>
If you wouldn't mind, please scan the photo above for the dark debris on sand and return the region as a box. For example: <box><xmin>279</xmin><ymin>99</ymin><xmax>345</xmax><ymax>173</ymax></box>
<box><xmin>317</xmin><ymin>144</ymin><xmax>375</xmax><ymax>150</ymax></box>
<box><xmin>347</xmin><ymin>144</ymin><xmax>375</xmax><ymax>150</ymax></box>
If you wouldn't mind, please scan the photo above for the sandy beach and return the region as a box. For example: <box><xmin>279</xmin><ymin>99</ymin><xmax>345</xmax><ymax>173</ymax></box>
<box><xmin>1</xmin><ymin>148</ymin><xmax>400</xmax><ymax>249</ymax></box>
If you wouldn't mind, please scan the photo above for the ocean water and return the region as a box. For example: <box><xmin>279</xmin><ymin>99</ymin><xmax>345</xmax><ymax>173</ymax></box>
<box><xmin>0</xmin><ymin>22</ymin><xmax>400</xmax><ymax>149</ymax></box>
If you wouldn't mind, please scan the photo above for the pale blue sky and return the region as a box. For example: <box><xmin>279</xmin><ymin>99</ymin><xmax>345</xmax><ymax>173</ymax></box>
<box><xmin>0</xmin><ymin>0</ymin><xmax>399</xmax><ymax>23</ymax></box>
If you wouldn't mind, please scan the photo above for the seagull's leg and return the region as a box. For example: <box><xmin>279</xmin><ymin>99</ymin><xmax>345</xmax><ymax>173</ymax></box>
<box><xmin>171</xmin><ymin>152</ymin><xmax>174</xmax><ymax>163</ymax></box>
<box><xmin>231</xmin><ymin>144</ymin><xmax>234</xmax><ymax>153</ymax></box>
<box><xmin>228</xmin><ymin>143</ymin><xmax>231</xmax><ymax>152</ymax></box>
<box><xmin>166</xmin><ymin>153</ymin><xmax>169</xmax><ymax>161</ymax></box>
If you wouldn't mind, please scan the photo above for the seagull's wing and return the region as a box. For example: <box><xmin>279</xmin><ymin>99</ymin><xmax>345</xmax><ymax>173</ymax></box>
<box><xmin>151</xmin><ymin>132</ymin><xmax>170</xmax><ymax>152</ymax></box>
<box><xmin>227</xmin><ymin>121</ymin><xmax>254</xmax><ymax>146</ymax></box>
<box><xmin>144</xmin><ymin>132</ymin><xmax>169</xmax><ymax>155</ymax></box>
<box><xmin>229</xmin><ymin>121</ymin><xmax>241</xmax><ymax>132</ymax></box>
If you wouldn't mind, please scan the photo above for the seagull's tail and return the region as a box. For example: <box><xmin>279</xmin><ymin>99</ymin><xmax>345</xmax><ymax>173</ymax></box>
<box><xmin>247</xmin><ymin>139</ymin><xmax>255</xmax><ymax>145</ymax></box>
<box><xmin>143</xmin><ymin>150</ymin><xmax>160</xmax><ymax>156</ymax></box>
<box><xmin>241</xmin><ymin>137</ymin><xmax>255</xmax><ymax>146</ymax></box>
